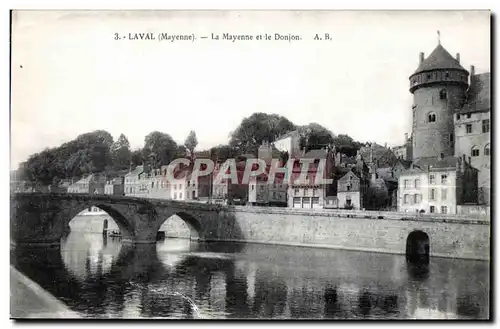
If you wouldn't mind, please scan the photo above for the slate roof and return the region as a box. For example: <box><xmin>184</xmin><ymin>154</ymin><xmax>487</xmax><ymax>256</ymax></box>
<box><xmin>413</xmin><ymin>44</ymin><xmax>467</xmax><ymax>75</ymax></box>
<box><xmin>461</xmin><ymin>73</ymin><xmax>491</xmax><ymax>113</ymax></box>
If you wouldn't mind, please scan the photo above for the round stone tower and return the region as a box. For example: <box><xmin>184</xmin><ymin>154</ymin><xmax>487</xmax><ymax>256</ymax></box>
<box><xmin>409</xmin><ymin>43</ymin><xmax>469</xmax><ymax>161</ymax></box>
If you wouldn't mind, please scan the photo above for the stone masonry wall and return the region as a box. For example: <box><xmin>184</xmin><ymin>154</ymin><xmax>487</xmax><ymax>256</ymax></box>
<box><xmin>199</xmin><ymin>207</ymin><xmax>490</xmax><ymax>261</ymax></box>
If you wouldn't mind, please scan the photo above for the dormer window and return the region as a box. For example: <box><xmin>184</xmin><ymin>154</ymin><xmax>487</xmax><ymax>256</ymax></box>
<box><xmin>428</xmin><ymin>113</ymin><xmax>437</xmax><ymax>123</ymax></box>
<box><xmin>439</xmin><ymin>89</ymin><xmax>447</xmax><ymax>100</ymax></box>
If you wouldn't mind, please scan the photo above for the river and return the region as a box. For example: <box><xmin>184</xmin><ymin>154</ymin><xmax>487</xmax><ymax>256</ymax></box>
<box><xmin>11</xmin><ymin>216</ymin><xmax>490</xmax><ymax>319</ymax></box>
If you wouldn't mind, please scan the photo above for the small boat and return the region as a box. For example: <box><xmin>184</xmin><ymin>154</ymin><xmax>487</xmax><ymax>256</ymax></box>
<box><xmin>107</xmin><ymin>229</ymin><xmax>122</xmax><ymax>238</ymax></box>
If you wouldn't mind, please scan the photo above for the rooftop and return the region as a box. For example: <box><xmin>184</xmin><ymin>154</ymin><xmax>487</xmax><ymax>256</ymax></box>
<box><xmin>413</xmin><ymin>44</ymin><xmax>467</xmax><ymax>75</ymax></box>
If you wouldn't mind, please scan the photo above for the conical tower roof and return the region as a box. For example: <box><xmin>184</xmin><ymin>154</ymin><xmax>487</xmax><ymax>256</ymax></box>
<box><xmin>413</xmin><ymin>44</ymin><xmax>467</xmax><ymax>74</ymax></box>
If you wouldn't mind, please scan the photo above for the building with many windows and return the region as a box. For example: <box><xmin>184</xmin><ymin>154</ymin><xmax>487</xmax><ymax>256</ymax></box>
<box><xmin>406</xmin><ymin>41</ymin><xmax>490</xmax><ymax>210</ymax></box>
<box><xmin>104</xmin><ymin>177</ymin><xmax>125</xmax><ymax>196</ymax></box>
<box><xmin>68</xmin><ymin>174</ymin><xmax>106</xmax><ymax>194</ymax></box>
<box><xmin>287</xmin><ymin>148</ymin><xmax>335</xmax><ymax>209</ymax></box>
<box><xmin>454</xmin><ymin>72</ymin><xmax>491</xmax><ymax>204</ymax></box>
<box><xmin>397</xmin><ymin>155</ymin><xmax>478</xmax><ymax>214</ymax></box>
<box><xmin>248</xmin><ymin>168</ymin><xmax>287</xmax><ymax>207</ymax></box>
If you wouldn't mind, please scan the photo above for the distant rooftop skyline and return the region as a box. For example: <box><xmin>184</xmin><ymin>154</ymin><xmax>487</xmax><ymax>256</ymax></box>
<box><xmin>10</xmin><ymin>10</ymin><xmax>490</xmax><ymax>169</ymax></box>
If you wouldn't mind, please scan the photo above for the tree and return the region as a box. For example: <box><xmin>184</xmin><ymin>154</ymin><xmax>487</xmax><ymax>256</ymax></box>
<box><xmin>74</xmin><ymin>130</ymin><xmax>114</xmax><ymax>173</ymax></box>
<box><xmin>143</xmin><ymin>131</ymin><xmax>178</xmax><ymax>168</ymax></box>
<box><xmin>130</xmin><ymin>148</ymin><xmax>144</xmax><ymax>168</ymax></box>
<box><xmin>333</xmin><ymin>134</ymin><xmax>363</xmax><ymax>157</ymax></box>
<box><xmin>229</xmin><ymin>113</ymin><xmax>296</xmax><ymax>154</ymax></box>
<box><xmin>111</xmin><ymin>133</ymin><xmax>132</xmax><ymax>170</ymax></box>
<box><xmin>298</xmin><ymin>123</ymin><xmax>335</xmax><ymax>151</ymax></box>
<box><xmin>365</xmin><ymin>182</ymin><xmax>390</xmax><ymax>210</ymax></box>
<box><xmin>184</xmin><ymin>130</ymin><xmax>198</xmax><ymax>158</ymax></box>
<box><xmin>209</xmin><ymin>144</ymin><xmax>236</xmax><ymax>162</ymax></box>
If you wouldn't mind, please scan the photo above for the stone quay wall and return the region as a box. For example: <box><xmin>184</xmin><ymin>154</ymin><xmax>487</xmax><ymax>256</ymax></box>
<box><xmin>197</xmin><ymin>207</ymin><xmax>490</xmax><ymax>261</ymax></box>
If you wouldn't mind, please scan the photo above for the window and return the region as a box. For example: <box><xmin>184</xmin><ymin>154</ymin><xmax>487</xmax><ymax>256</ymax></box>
<box><xmin>251</xmin><ymin>185</ymin><xmax>255</xmax><ymax>190</ymax></box>
<box><xmin>260</xmin><ymin>185</ymin><xmax>265</xmax><ymax>191</ymax></box>
<box><xmin>466</xmin><ymin>124</ymin><xmax>472</xmax><ymax>134</ymax></box>
<box><xmin>467</xmin><ymin>113</ymin><xmax>472</xmax><ymax>119</ymax></box>
<box><xmin>404</xmin><ymin>194</ymin><xmax>409</xmax><ymax>204</ymax></box>
<box><xmin>347</xmin><ymin>184</ymin><xmax>351</xmax><ymax>191</ymax></box>
<box><xmin>471</xmin><ymin>146</ymin><xmax>480</xmax><ymax>157</ymax></box>
<box><xmin>430</xmin><ymin>206</ymin><xmax>436</xmax><ymax>213</ymax></box>
<box><xmin>429</xmin><ymin>174</ymin><xmax>435</xmax><ymax>184</ymax></box>
<box><xmin>442</xmin><ymin>188</ymin><xmax>447</xmax><ymax>200</ymax></box>
<box><xmin>441</xmin><ymin>175</ymin><xmax>447</xmax><ymax>184</ymax></box>
<box><xmin>151</xmin><ymin>182</ymin><xmax>154</xmax><ymax>188</ymax></box>
<box><xmin>485</xmin><ymin>144</ymin><xmax>490</xmax><ymax>156</ymax></box>
<box><xmin>273</xmin><ymin>192</ymin><xmax>276</xmax><ymax>199</ymax></box>
<box><xmin>456</xmin><ymin>114</ymin><xmax>461</xmax><ymax>120</ymax></box>
<box><xmin>413</xmin><ymin>194</ymin><xmax>421</xmax><ymax>204</ymax></box>
<box><xmin>441</xmin><ymin>206</ymin><xmax>448</xmax><ymax>214</ymax></box>
<box><xmin>415</xmin><ymin>179</ymin><xmax>420</xmax><ymax>189</ymax></box>
<box><xmin>450</xmin><ymin>134</ymin><xmax>454</xmax><ymax>143</ymax></box>
<box><xmin>173</xmin><ymin>192</ymin><xmax>177</xmax><ymax>199</ymax></box>
<box><xmin>174</xmin><ymin>184</ymin><xmax>177</xmax><ymax>190</ymax></box>
<box><xmin>482</xmin><ymin>119</ymin><xmax>490</xmax><ymax>133</ymax></box>
<box><xmin>439</xmin><ymin>89</ymin><xmax>447</xmax><ymax>100</ymax></box>
<box><xmin>430</xmin><ymin>188</ymin><xmax>436</xmax><ymax>200</ymax></box>
<box><xmin>187</xmin><ymin>181</ymin><xmax>190</xmax><ymax>187</ymax></box>
<box><xmin>404</xmin><ymin>180</ymin><xmax>410</xmax><ymax>189</ymax></box>
<box><xmin>294</xmin><ymin>188</ymin><xmax>299</xmax><ymax>196</ymax></box>
<box><xmin>427</xmin><ymin>73</ymin><xmax>431</xmax><ymax>80</ymax></box>
<box><xmin>445</xmin><ymin>72</ymin><xmax>449</xmax><ymax>78</ymax></box>
<box><xmin>428</xmin><ymin>113</ymin><xmax>436</xmax><ymax>123</ymax></box>
<box><xmin>179</xmin><ymin>192</ymin><xmax>183</xmax><ymax>199</ymax></box>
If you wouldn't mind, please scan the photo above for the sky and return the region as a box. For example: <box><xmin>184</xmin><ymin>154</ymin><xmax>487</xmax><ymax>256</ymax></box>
<box><xmin>10</xmin><ymin>10</ymin><xmax>490</xmax><ymax>169</ymax></box>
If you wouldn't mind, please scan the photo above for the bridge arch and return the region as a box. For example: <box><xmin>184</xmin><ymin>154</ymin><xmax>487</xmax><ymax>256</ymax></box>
<box><xmin>405</xmin><ymin>230</ymin><xmax>430</xmax><ymax>264</ymax></box>
<box><xmin>64</xmin><ymin>202</ymin><xmax>135</xmax><ymax>241</ymax></box>
<box><xmin>156</xmin><ymin>212</ymin><xmax>202</xmax><ymax>240</ymax></box>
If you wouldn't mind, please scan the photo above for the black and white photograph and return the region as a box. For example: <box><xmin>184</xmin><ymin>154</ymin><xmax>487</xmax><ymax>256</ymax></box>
<box><xmin>9</xmin><ymin>9</ymin><xmax>491</xmax><ymax>320</ymax></box>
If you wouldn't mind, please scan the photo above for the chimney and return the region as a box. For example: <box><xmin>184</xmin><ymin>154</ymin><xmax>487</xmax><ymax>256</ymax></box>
<box><xmin>463</xmin><ymin>154</ymin><xmax>466</xmax><ymax>165</ymax></box>
<box><xmin>419</xmin><ymin>52</ymin><xmax>424</xmax><ymax>64</ymax></box>
<box><xmin>404</xmin><ymin>133</ymin><xmax>408</xmax><ymax>142</ymax></box>
<box><xmin>468</xmin><ymin>156</ymin><xmax>471</xmax><ymax>164</ymax></box>
<box><xmin>470</xmin><ymin>65</ymin><xmax>475</xmax><ymax>77</ymax></box>
<box><xmin>456</xmin><ymin>53</ymin><xmax>460</xmax><ymax>63</ymax></box>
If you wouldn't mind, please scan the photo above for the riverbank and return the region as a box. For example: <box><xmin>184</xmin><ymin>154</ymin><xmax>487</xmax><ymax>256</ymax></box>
<box><xmin>10</xmin><ymin>266</ymin><xmax>80</xmax><ymax>319</ymax></box>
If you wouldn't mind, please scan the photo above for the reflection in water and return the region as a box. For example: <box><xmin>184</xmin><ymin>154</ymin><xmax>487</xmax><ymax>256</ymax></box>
<box><xmin>11</xmin><ymin>229</ymin><xmax>490</xmax><ymax>320</ymax></box>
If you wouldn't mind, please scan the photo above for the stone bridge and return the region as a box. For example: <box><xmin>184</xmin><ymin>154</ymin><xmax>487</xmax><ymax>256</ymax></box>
<box><xmin>11</xmin><ymin>193</ymin><xmax>490</xmax><ymax>260</ymax></box>
<box><xmin>11</xmin><ymin>193</ymin><xmax>244</xmax><ymax>245</ymax></box>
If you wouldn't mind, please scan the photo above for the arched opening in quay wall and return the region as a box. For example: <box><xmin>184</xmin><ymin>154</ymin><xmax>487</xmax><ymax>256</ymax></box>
<box><xmin>406</xmin><ymin>230</ymin><xmax>430</xmax><ymax>265</ymax></box>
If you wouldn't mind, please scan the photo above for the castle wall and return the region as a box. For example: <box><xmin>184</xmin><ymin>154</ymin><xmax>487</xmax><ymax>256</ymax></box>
<box><xmin>412</xmin><ymin>84</ymin><xmax>466</xmax><ymax>160</ymax></box>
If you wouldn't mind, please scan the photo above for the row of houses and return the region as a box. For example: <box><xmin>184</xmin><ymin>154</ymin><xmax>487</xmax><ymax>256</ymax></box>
<box><xmin>13</xmin><ymin>127</ymin><xmax>483</xmax><ymax>215</ymax></box>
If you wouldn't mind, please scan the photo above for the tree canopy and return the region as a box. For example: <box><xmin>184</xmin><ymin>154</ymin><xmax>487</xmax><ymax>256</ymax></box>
<box><xmin>17</xmin><ymin>113</ymin><xmax>368</xmax><ymax>187</ymax></box>
<box><xmin>229</xmin><ymin>113</ymin><xmax>295</xmax><ymax>154</ymax></box>
<box><xmin>184</xmin><ymin>130</ymin><xmax>198</xmax><ymax>158</ymax></box>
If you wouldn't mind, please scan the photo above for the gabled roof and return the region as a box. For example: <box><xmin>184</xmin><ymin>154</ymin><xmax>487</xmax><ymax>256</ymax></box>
<box><xmin>339</xmin><ymin>169</ymin><xmax>360</xmax><ymax>182</ymax></box>
<box><xmin>461</xmin><ymin>72</ymin><xmax>491</xmax><ymax>113</ymax></box>
<box><xmin>125</xmin><ymin>165</ymin><xmax>144</xmax><ymax>177</ymax></box>
<box><xmin>413</xmin><ymin>156</ymin><xmax>459</xmax><ymax>170</ymax></box>
<box><xmin>275</xmin><ymin>130</ymin><xmax>299</xmax><ymax>141</ymax></box>
<box><xmin>413</xmin><ymin>44</ymin><xmax>467</xmax><ymax>75</ymax></box>
<box><xmin>392</xmin><ymin>159</ymin><xmax>412</xmax><ymax>170</ymax></box>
